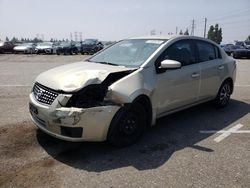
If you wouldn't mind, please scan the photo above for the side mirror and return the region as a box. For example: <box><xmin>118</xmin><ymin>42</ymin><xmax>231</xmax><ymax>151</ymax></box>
<box><xmin>160</xmin><ymin>59</ymin><xmax>181</xmax><ymax>69</ymax></box>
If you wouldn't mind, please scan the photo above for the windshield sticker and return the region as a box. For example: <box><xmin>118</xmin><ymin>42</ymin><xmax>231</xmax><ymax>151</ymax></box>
<box><xmin>145</xmin><ymin>40</ymin><xmax>164</xmax><ymax>44</ymax></box>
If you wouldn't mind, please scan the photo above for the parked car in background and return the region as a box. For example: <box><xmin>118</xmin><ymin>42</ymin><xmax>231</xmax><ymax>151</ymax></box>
<box><xmin>35</xmin><ymin>42</ymin><xmax>57</xmax><ymax>54</ymax></box>
<box><xmin>29</xmin><ymin>35</ymin><xmax>236</xmax><ymax>147</ymax></box>
<box><xmin>0</xmin><ymin>41</ymin><xmax>15</xmax><ymax>53</ymax></box>
<box><xmin>235</xmin><ymin>41</ymin><xmax>247</xmax><ymax>48</ymax></box>
<box><xmin>80</xmin><ymin>39</ymin><xmax>103</xmax><ymax>54</ymax></box>
<box><xmin>13</xmin><ymin>43</ymin><xmax>36</xmax><ymax>54</ymax></box>
<box><xmin>75</xmin><ymin>42</ymin><xmax>82</xmax><ymax>52</ymax></box>
<box><xmin>245</xmin><ymin>41</ymin><xmax>250</xmax><ymax>49</ymax></box>
<box><xmin>222</xmin><ymin>44</ymin><xmax>235</xmax><ymax>56</ymax></box>
<box><xmin>56</xmin><ymin>42</ymin><xmax>78</xmax><ymax>55</ymax></box>
<box><xmin>233</xmin><ymin>46</ymin><xmax>250</xmax><ymax>59</ymax></box>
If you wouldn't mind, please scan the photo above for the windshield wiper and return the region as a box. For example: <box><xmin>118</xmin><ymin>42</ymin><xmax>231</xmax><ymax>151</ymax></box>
<box><xmin>93</xmin><ymin>61</ymin><xmax>119</xmax><ymax>66</ymax></box>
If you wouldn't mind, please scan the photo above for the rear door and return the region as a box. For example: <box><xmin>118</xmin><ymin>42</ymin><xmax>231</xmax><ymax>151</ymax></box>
<box><xmin>195</xmin><ymin>40</ymin><xmax>224</xmax><ymax>100</ymax></box>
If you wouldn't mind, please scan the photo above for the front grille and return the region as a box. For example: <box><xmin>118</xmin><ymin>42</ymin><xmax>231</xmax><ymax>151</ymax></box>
<box><xmin>33</xmin><ymin>83</ymin><xmax>58</xmax><ymax>105</ymax></box>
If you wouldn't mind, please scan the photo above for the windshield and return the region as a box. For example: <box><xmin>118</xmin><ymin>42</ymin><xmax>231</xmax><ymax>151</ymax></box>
<box><xmin>37</xmin><ymin>42</ymin><xmax>53</xmax><ymax>47</ymax></box>
<box><xmin>233</xmin><ymin>45</ymin><xmax>244</xmax><ymax>49</ymax></box>
<box><xmin>59</xmin><ymin>42</ymin><xmax>71</xmax><ymax>47</ymax></box>
<box><xmin>21</xmin><ymin>43</ymin><xmax>33</xmax><ymax>47</ymax></box>
<box><xmin>82</xmin><ymin>39</ymin><xmax>97</xmax><ymax>45</ymax></box>
<box><xmin>235</xmin><ymin>42</ymin><xmax>244</xmax><ymax>46</ymax></box>
<box><xmin>89</xmin><ymin>39</ymin><xmax>165</xmax><ymax>67</ymax></box>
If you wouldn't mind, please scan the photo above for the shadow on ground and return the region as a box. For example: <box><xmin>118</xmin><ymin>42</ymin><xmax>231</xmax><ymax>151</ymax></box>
<box><xmin>37</xmin><ymin>99</ymin><xmax>250</xmax><ymax>172</ymax></box>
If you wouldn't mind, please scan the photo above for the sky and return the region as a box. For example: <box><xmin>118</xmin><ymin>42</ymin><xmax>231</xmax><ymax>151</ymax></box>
<box><xmin>0</xmin><ymin>0</ymin><xmax>249</xmax><ymax>43</ymax></box>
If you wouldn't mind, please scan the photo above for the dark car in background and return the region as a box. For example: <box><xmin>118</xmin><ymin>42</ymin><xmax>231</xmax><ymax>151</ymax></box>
<box><xmin>233</xmin><ymin>45</ymin><xmax>250</xmax><ymax>59</ymax></box>
<box><xmin>222</xmin><ymin>44</ymin><xmax>235</xmax><ymax>56</ymax></box>
<box><xmin>80</xmin><ymin>39</ymin><xmax>103</xmax><ymax>54</ymax></box>
<box><xmin>245</xmin><ymin>41</ymin><xmax>250</xmax><ymax>49</ymax></box>
<box><xmin>56</xmin><ymin>42</ymin><xmax>79</xmax><ymax>55</ymax></box>
<box><xmin>0</xmin><ymin>41</ymin><xmax>15</xmax><ymax>53</ymax></box>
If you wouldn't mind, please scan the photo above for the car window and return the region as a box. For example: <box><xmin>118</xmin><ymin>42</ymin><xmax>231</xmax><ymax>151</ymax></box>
<box><xmin>159</xmin><ymin>40</ymin><xmax>196</xmax><ymax>66</ymax></box>
<box><xmin>196</xmin><ymin>41</ymin><xmax>218</xmax><ymax>62</ymax></box>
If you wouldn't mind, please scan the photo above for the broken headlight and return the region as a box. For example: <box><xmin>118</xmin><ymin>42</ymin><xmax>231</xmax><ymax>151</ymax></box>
<box><xmin>66</xmin><ymin>84</ymin><xmax>107</xmax><ymax>108</ymax></box>
<box><xmin>65</xmin><ymin>70</ymin><xmax>136</xmax><ymax>108</ymax></box>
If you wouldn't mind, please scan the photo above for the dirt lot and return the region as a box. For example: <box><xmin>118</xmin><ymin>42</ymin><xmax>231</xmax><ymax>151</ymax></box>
<box><xmin>0</xmin><ymin>54</ymin><xmax>249</xmax><ymax>188</ymax></box>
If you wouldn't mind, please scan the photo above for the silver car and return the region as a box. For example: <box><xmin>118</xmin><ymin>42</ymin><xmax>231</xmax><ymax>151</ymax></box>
<box><xmin>35</xmin><ymin>42</ymin><xmax>57</xmax><ymax>54</ymax></box>
<box><xmin>29</xmin><ymin>36</ymin><xmax>236</xmax><ymax>147</ymax></box>
<box><xmin>14</xmin><ymin>43</ymin><xmax>36</xmax><ymax>54</ymax></box>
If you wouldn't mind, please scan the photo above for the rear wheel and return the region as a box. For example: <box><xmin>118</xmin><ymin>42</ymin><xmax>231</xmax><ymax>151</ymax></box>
<box><xmin>214</xmin><ymin>81</ymin><xmax>232</xmax><ymax>108</ymax></box>
<box><xmin>107</xmin><ymin>103</ymin><xmax>146</xmax><ymax>147</ymax></box>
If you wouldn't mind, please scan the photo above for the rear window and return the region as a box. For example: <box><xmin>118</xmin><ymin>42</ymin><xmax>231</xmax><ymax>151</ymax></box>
<box><xmin>197</xmin><ymin>41</ymin><xmax>220</xmax><ymax>62</ymax></box>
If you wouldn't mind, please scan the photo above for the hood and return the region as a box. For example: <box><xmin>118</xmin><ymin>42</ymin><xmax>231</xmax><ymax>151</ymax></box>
<box><xmin>14</xmin><ymin>46</ymin><xmax>30</xmax><ymax>50</ymax></box>
<box><xmin>36</xmin><ymin>61</ymin><xmax>135</xmax><ymax>92</ymax></box>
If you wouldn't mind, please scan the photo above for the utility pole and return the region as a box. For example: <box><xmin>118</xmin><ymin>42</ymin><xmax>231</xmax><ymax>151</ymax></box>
<box><xmin>79</xmin><ymin>32</ymin><xmax>82</xmax><ymax>42</ymax></box>
<box><xmin>176</xmin><ymin>27</ymin><xmax>178</xmax><ymax>35</ymax></box>
<box><xmin>150</xmin><ymin>29</ymin><xmax>156</xmax><ymax>35</ymax></box>
<box><xmin>204</xmin><ymin>18</ymin><xmax>207</xmax><ymax>38</ymax></box>
<box><xmin>70</xmin><ymin>32</ymin><xmax>72</xmax><ymax>41</ymax></box>
<box><xmin>74</xmin><ymin>32</ymin><xmax>78</xmax><ymax>42</ymax></box>
<box><xmin>191</xmin><ymin>19</ymin><xmax>195</xmax><ymax>36</ymax></box>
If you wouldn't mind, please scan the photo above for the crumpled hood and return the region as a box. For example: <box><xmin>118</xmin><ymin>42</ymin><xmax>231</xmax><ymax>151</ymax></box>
<box><xmin>36</xmin><ymin>61</ymin><xmax>135</xmax><ymax>92</ymax></box>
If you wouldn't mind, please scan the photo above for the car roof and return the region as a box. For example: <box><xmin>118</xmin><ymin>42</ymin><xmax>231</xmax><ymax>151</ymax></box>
<box><xmin>128</xmin><ymin>35</ymin><xmax>216</xmax><ymax>42</ymax></box>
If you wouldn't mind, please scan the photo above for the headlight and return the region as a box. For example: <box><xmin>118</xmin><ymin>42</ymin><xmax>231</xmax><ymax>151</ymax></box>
<box><xmin>66</xmin><ymin>84</ymin><xmax>108</xmax><ymax>108</ymax></box>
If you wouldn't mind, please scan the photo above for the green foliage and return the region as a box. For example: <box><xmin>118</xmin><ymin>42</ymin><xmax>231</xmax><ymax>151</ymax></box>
<box><xmin>184</xmin><ymin>28</ymin><xmax>189</xmax><ymax>35</ymax></box>
<box><xmin>207</xmin><ymin>24</ymin><xmax>222</xmax><ymax>44</ymax></box>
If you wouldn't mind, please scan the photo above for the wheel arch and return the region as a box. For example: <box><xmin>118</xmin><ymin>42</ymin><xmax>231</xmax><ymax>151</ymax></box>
<box><xmin>221</xmin><ymin>77</ymin><xmax>234</xmax><ymax>94</ymax></box>
<box><xmin>132</xmin><ymin>94</ymin><xmax>153</xmax><ymax>127</ymax></box>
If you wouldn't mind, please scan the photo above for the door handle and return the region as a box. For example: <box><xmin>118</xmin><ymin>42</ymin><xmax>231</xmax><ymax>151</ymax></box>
<box><xmin>191</xmin><ymin>73</ymin><xmax>200</xmax><ymax>78</ymax></box>
<box><xmin>218</xmin><ymin>65</ymin><xmax>224</xmax><ymax>70</ymax></box>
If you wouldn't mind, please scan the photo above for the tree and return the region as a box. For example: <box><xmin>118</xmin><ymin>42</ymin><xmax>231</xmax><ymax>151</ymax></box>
<box><xmin>10</xmin><ymin>37</ymin><xmax>19</xmax><ymax>43</ymax></box>
<box><xmin>207</xmin><ymin>24</ymin><xmax>222</xmax><ymax>44</ymax></box>
<box><xmin>5</xmin><ymin>37</ymin><xmax>9</xmax><ymax>41</ymax></box>
<box><xmin>184</xmin><ymin>28</ymin><xmax>189</xmax><ymax>35</ymax></box>
<box><xmin>179</xmin><ymin>29</ymin><xmax>183</xmax><ymax>35</ymax></box>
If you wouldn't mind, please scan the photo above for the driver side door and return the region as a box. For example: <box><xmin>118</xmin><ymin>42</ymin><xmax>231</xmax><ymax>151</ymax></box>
<box><xmin>152</xmin><ymin>39</ymin><xmax>200</xmax><ymax>116</ymax></box>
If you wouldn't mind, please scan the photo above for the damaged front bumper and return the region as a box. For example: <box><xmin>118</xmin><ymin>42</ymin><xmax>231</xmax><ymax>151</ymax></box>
<box><xmin>29</xmin><ymin>93</ymin><xmax>120</xmax><ymax>141</ymax></box>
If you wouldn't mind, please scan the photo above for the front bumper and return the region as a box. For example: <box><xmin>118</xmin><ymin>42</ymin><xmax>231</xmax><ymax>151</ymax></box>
<box><xmin>29</xmin><ymin>93</ymin><xmax>120</xmax><ymax>141</ymax></box>
<box><xmin>35</xmin><ymin>48</ymin><xmax>53</xmax><ymax>54</ymax></box>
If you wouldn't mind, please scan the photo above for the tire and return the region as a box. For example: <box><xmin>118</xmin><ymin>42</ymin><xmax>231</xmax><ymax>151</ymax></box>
<box><xmin>214</xmin><ymin>81</ymin><xmax>232</xmax><ymax>108</ymax></box>
<box><xmin>107</xmin><ymin>103</ymin><xmax>147</xmax><ymax>147</ymax></box>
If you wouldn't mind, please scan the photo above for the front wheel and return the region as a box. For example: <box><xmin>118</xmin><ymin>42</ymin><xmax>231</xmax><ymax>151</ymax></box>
<box><xmin>107</xmin><ymin>103</ymin><xmax>146</xmax><ymax>147</ymax></box>
<box><xmin>214</xmin><ymin>81</ymin><xmax>232</xmax><ymax>108</ymax></box>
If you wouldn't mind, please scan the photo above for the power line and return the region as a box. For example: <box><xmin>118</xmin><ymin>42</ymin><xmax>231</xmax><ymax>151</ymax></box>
<box><xmin>209</xmin><ymin>9</ymin><xmax>250</xmax><ymax>22</ymax></box>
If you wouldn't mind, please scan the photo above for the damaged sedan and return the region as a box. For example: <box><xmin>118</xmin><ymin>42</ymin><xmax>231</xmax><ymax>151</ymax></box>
<box><xmin>29</xmin><ymin>36</ymin><xmax>236</xmax><ymax>147</ymax></box>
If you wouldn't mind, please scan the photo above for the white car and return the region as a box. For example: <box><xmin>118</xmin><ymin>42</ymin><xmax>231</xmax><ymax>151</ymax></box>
<box><xmin>35</xmin><ymin>42</ymin><xmax>57</xmax><ymax>54</ymax></box>
<box><xmin>29</xmin><ymin>35</ymin><xmax>236</xmax><ymax>147</ymax></box>
<box><xmin>14</xmin><ymin>43</ymin><xmax>36</xmax><ymax>54</ymax></box>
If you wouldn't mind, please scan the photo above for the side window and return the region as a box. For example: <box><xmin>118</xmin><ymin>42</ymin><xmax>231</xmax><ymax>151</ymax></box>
<box><xmin>159</xmin><ymin>40</ymin><xmax>196</xmax><ymax>66</ymax></box>
<box><xmin>197</xmin><ymin>41</ymin><xmax>217</xmax><ymax>62</ymax></box>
